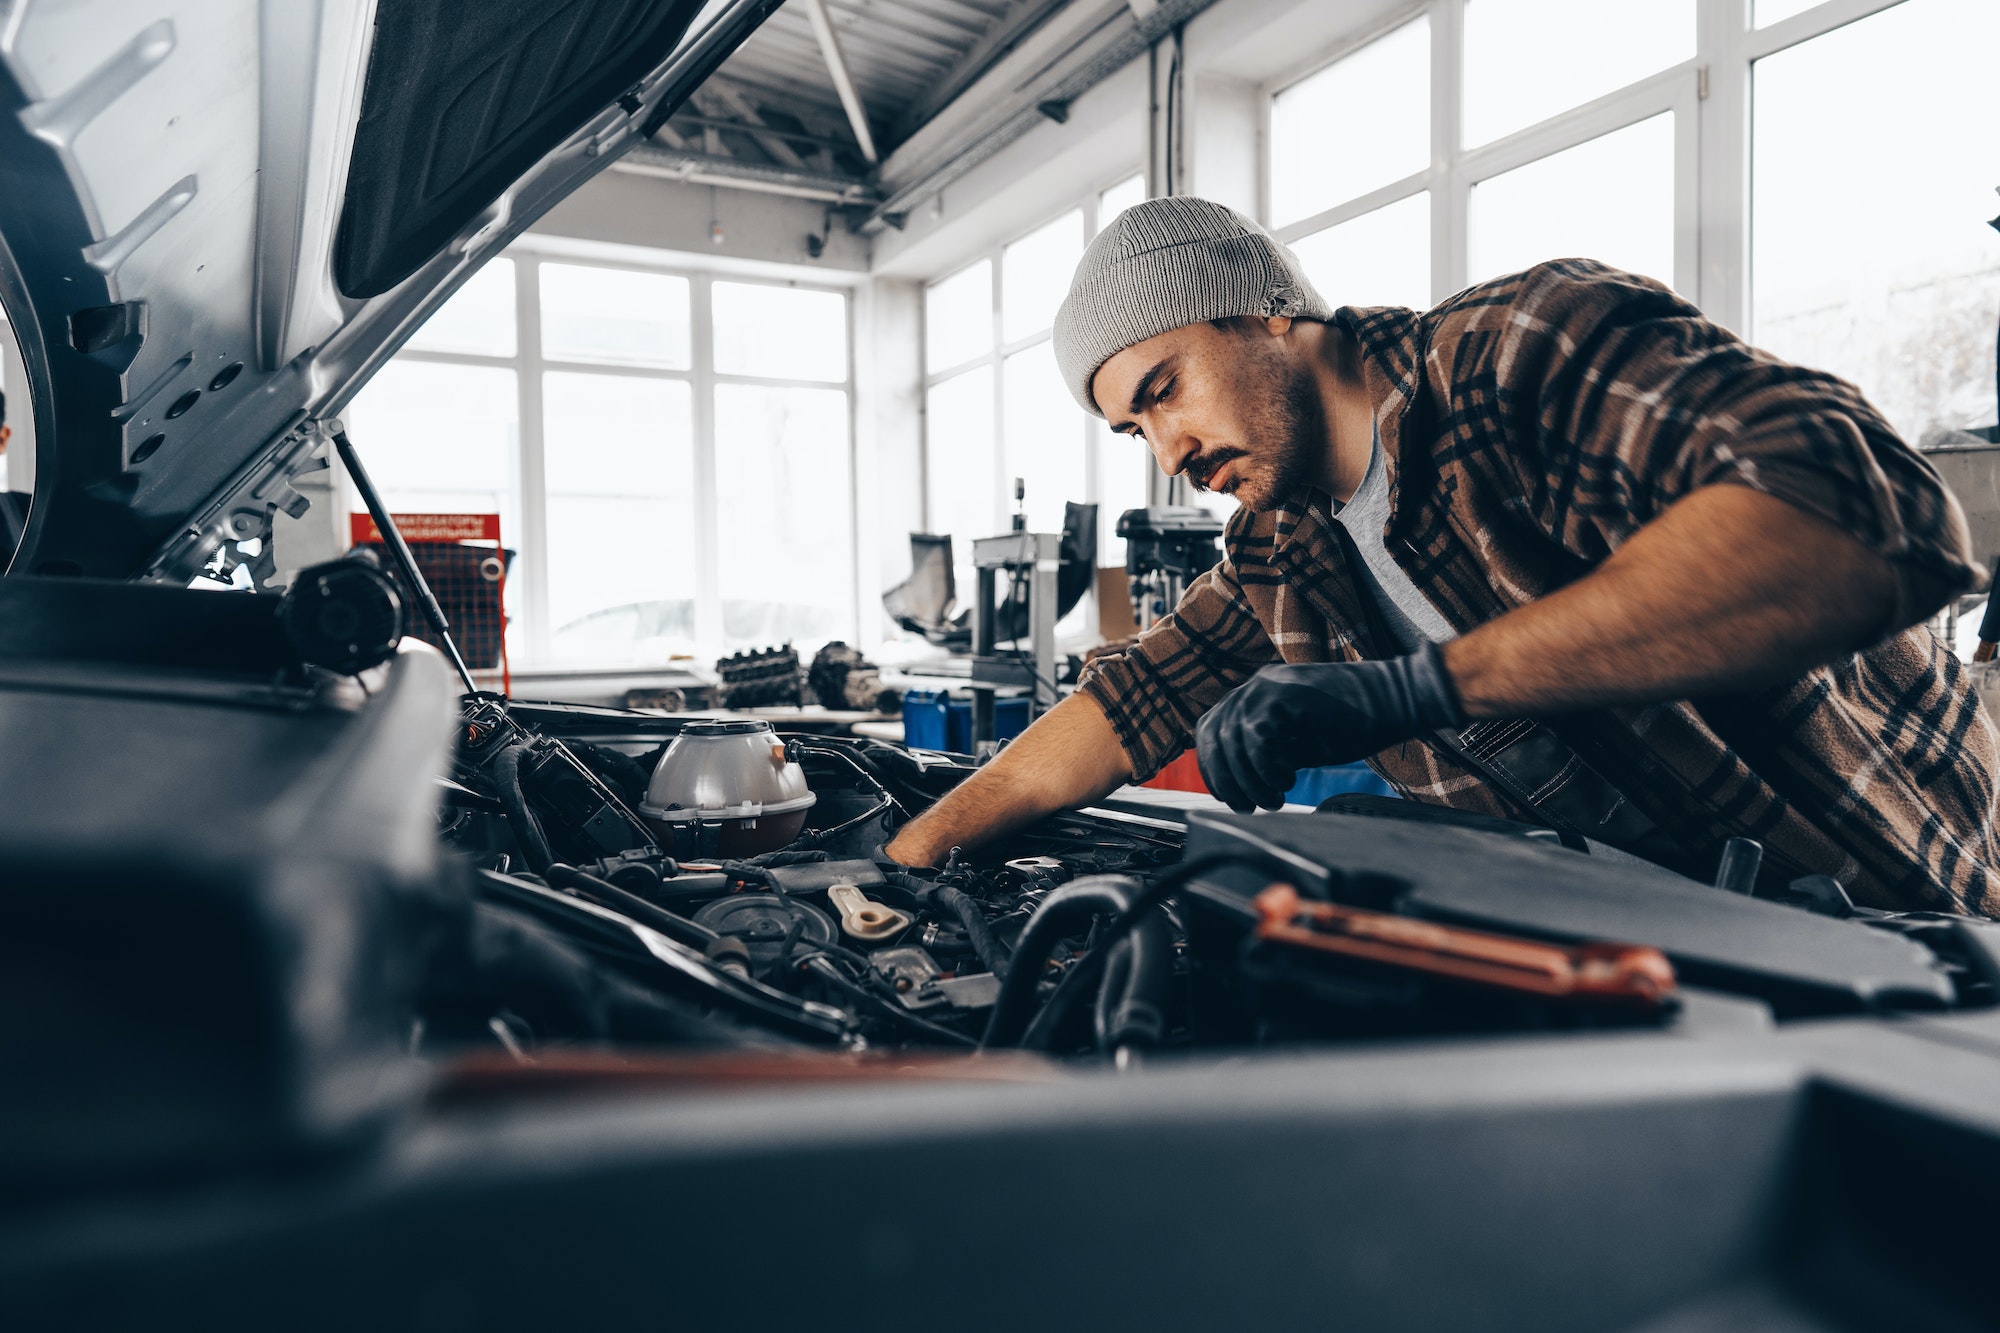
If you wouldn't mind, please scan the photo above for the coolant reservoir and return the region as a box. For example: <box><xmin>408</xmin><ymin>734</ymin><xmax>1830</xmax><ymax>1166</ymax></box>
<box><xmin>639</xmin><ymin>719</ymin><xmax>816</xmax><ymax>856</ymax></box>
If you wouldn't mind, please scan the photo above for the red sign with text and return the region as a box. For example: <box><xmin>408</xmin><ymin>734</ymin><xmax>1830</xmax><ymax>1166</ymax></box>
<box><xmin>349</xmin><ymin>512</ymin><xmax>501</xmax><ymax>544</ymax></box>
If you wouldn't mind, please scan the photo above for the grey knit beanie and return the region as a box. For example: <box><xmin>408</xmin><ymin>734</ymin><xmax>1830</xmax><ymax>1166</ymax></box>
<box><xmin>1053</xmin><ymin>195</ymin><xmax>1333</xmax><ymax>417</ymax></box>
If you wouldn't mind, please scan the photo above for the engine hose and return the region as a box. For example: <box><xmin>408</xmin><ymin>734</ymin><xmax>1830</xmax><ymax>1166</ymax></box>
<box><xmin>801</xmin><ymin>796</ymin><xmax>896</xmax><ymax>846</ymax></box>
<box><xmin>1011</xmin><ymin>851</ymin><xmax>1305</xmax><ymax>1056</ymax></box>
<box><xmin>545</xmin><ymin>864</ymin><xmax>721</xmax><ymax>953</ymax></box>
<box><xmin>980</xmin><ymin>875</ymin><xmax>1143</xmax><ymax>1049</ymax></box>
<box><xmin>934</xmin><ymin>885</ymin><xmax>1012</xmax><ymax>979</ymax></box>
<box><xmin>491</xmin><ymin>743</ymin><xmax>554</xmax><ymax>874</ymax></box>
<box><xmin>749</xmin><ymin>850</ymin><xmax>831</xmax><ymax>868</ymax></box>
<box><xmin>1087</xmin><ymin>906</ymin><xmax>1173</xmax><ymax>1054</ymax></box>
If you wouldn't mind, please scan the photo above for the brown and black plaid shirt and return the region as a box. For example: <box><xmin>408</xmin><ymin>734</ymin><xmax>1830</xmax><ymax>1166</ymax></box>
<box><xmin>1079</xmin><ymin>259</ymin><xmax>2000</xmax><ymax>914</ymax></box>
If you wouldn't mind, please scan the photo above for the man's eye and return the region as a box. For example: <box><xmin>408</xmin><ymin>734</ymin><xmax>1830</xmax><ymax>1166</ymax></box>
<box><xmin>1157</xmin><ymin>378</ymin><xmax>1176</xmax><ymax>404</ymax></box>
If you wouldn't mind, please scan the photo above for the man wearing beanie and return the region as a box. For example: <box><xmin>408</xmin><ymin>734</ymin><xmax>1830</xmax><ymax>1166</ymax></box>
<box><xmin>886</xmin><ymin>195</ymin><xmax>2000</xmax><ymax>914</ymax></box>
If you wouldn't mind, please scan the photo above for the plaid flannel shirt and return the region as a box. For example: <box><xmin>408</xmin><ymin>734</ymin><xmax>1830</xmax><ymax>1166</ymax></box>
<box><xmin>1078</xmin><ymin>259</ymin><xmax>2000</xmax><ymax>914</ymax></box>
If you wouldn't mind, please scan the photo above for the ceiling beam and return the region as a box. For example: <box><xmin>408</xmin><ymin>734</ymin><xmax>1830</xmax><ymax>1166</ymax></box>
<box><xmin>864</xmin><ymin>0</ymin><xmax>1226</xmax><ymax>234</ymax></box>
<box><xmin>800</xmin><ymin>0</ymin><xmax>879</xmax><ymax>165</ymax></box>
<box><xmin>889</xmin><ymin>0</ymin><xmax>1071</xmax><ymax>145</ymax></box>
<box><xmin>616</xmin><ymin>141</ymin><xmax>880</xmax><ymax>205</ymax></box>
<box><xmin>699</xmin><ymin>80</ymin><xmax>807</xmax><ymax>169</ymax></box>
<box><xmin>666</xmin><ymin>108</ymin><xmax>853</xmax><ymax>159</ymax></box>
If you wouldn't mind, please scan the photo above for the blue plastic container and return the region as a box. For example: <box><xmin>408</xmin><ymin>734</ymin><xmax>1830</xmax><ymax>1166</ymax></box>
<box><xmin>1284</xmin><ymin>761</ymin><xmax>1396</xmax><ymax>805</ymax></box>
<box><xmin>901</xmin><ymin>690</ymin><xmax>1028</xmax><ymax>753</ymax></box>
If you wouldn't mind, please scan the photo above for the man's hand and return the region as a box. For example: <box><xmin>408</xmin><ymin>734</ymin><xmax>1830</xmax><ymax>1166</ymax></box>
<box><xmin>1195</xmin><ymin>644</ymin><xmax>1465</xmax><ymax>812</ymax></box>
<box><xmin>884</xmin><ymin>692</ymin><xmax>1136</xmax><ymax>866</ymax></box>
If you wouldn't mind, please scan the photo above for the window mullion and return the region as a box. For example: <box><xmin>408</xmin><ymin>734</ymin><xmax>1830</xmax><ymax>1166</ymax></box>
<box><xmin>845</xmin><ymin>285</ymin><xmax>864</xmax><ymax>649</ymax></box>
<box><xmin>1436</xmin><ymin>0</ymin><xmax>1467</xmax><ymax>299</ymax></box>
<box><xmin>691</xmin><ymin>274</ymin><xmax>723</xmax><ymax>655</ymax></box>
<box><xmin>1697</xmin><ymin>0</ymin><xmax>1752</xmax><ymax>332</ymax></box>
<box><xmin>514</xmin><ymin>255</ymin><xmax>552</xmax><ymax>666</ymax></box>
<box><xmin>990</xmin><ymin>251</ymin><xmax>1007</xmax><ymax>536</ymax></box>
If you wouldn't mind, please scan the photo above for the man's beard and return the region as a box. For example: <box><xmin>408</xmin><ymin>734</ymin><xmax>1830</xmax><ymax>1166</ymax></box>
<box><xmin>1186</xmin><ymin>351</ymin><xmax>1324</xmax><ymax>511</ymax></box>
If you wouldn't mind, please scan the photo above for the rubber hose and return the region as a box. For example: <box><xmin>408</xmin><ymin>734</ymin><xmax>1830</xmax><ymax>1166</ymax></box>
<box><xmin>934</xmin><ymin>885</ymin><xmax>1011</xmax><ymax>979</ymax></box>
<box><xmin>1088</xmin><ymin>905</ymin><xmax>1172</xmax><ymax>1053</ymax></box>
<box><xmin>545</xmin><ymin>864</ymin><xmax>721</xmax><ymax>952</ymax></box>
<box><xmin>492</xmin><ymin>743</ymin><xmax>554</xmax><ymax>874</ymax></box>
<box><xmin>981</xmin><ymin>875</ymin><xmax>1142</xmax><ymax>1048</ymax></box>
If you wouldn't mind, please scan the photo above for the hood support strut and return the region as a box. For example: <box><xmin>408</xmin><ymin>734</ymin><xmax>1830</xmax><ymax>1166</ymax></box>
<box><xmin>331</xmin><ymin>424</ymin><xmax>477</xmax><ymax>695</ymax></box>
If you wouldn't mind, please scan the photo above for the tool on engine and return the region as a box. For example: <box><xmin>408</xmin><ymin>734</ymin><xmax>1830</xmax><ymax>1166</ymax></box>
<box><xmin>1250</xmin><ymin>884</ymin><xmax>1676</xmax><ymax>1009</ymax></box>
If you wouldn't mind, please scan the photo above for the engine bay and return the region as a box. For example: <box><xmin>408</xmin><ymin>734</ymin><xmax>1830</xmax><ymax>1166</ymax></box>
<box><xmin>426</xmin><ymin>690</ymin><xmax>2000</xmax><ymax>1069</ymax></box>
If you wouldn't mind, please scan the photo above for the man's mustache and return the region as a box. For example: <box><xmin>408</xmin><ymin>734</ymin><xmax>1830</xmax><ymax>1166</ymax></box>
<box><xmin>1184</xmin><ymin>447</ymin><xmax>1247</xmax><ymax>493</ymax></box>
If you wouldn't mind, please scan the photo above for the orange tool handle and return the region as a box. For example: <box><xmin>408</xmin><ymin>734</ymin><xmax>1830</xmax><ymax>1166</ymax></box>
<box><xmin>1252</xmin><ymin>884</ymin><xmax>1676</xmax><ymax>1007</ymax></box>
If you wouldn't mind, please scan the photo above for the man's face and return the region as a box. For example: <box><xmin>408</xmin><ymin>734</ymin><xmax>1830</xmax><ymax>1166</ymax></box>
<box><xmin>1092</xmin><ymin>317</ymin><xmax>1324</xmax><ymax>511</ymax></box>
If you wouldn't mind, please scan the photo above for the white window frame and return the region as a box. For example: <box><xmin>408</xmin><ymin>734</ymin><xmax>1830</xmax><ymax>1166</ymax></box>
<box><xmin>374</xmin><ymin>246</ymin><xmax>859</xmax><ymax>667</ymax></box>
<box><xmin>1261</xmin><ymin>0</ymin><xmax>1913</xmax><ymax>332</ymax></box>
<box><xmin>921</xmin><ymin>170</ymin><xmax>1148</xmax><ymax>568</ymax></box>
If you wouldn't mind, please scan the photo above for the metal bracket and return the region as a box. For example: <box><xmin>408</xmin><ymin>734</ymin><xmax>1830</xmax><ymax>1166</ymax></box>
<box><xmin>142</xmin><ymin>415</ymin><xmax>330</xmax><ymax>588</ymax></box>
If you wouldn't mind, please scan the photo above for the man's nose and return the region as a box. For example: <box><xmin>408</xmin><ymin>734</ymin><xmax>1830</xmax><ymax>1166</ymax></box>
<box><xmin>1150</xmin><ymin>431</ymin><xmax>1199</xmax><ymax>477</ymax></box>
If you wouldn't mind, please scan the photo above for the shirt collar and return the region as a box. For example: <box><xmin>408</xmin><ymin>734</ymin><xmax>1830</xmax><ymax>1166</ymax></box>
<box><xmin>1270</xmin><ymin>304</ymin><xmax>1426</xmax><ymax>554</ymax></box>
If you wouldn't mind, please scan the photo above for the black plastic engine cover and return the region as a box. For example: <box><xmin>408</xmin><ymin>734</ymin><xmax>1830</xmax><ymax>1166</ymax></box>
<box><xmin>0</xmin><ymin>581</ymin><xmax>459</xmax><ymax>1191</ymax></box>
<box><xmin>1183</xmin><ymin>811</ymin><xmax>1955</xmax><ymax>1016</ymax></box>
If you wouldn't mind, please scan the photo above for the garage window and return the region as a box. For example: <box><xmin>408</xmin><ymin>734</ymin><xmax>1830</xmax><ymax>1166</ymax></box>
<box><xmin>921</xmin><ymin>174</ymin><xmax>1146</xmax><ymax>622</ymax></box>
<box><xmin>1269</xmin><ymin>1</ymin><xmax>1700</xmax><ymax>311</ymax></box>
<box><xmin>1267</xmin><ymin>0</ymin><xmax>1995</xmax><ymax>450</ymax></box>
<box><xmin>344</xmin><ymin>253</ymin><xmax>856</xmax><ymax>668</ymax></box>
<box><xmin>1750</xmin><ymin>0</ymin><xmax>2000</xmax><ymax>448</ymax></box>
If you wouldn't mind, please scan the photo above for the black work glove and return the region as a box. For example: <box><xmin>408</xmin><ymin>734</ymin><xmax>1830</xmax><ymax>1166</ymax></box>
<box><xmin>1195</xmin><ymin>644</ymin><xmax>1466</xmax><ymax>813</ymax></box>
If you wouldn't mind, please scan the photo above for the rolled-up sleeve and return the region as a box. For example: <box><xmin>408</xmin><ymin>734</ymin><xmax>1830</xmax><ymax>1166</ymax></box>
<box><xmin>1078</xmin><ymin>554</ymin><xmax>1278</xmax><ymax>782</ymax></box>
<box><xmin>1455</xmin><ymin>259</ymin><xmax>1982</xmax><ymax>625</ymax></box>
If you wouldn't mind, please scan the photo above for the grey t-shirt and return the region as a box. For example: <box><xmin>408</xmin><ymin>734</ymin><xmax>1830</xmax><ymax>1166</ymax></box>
<box><xmin>1329</xmin><ymin>434</ymin><xmax>1455</xmax><ymax>653</ymax></box>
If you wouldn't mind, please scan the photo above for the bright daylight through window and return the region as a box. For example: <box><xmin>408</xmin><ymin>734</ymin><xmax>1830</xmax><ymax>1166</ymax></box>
<box><xmin>922</xmin><ymin>176</ymin><xmax>1149</xmax><ymax>630</ymax></box>
<box><xmin>1751</xmin><ymin>0</ymin><xmax>2000</xmax><ymax>448</ymax></box>
<box><xmin>347</xmin><ymin>257</ymin><xmax>855</xmax><ymax>668</ymax></box>
<box><xmin>1470</xmin><ymin>112</ymin><xmax>1676</xmax><ymax>288</ymax></box>
<box><xmin>1462</xmin><ymin>0</ymin><xmax>1692</xmax><ymax>148</ymax></box>
<box><xmin>1271</xmin><ymin>1</ymin><xmax>1698</xmax><ymax>322</ymax></box>
<box><xmin>1269</xmin><ymin>15</ymin><xmax>1429</xmax><ymax>231</ymax></box>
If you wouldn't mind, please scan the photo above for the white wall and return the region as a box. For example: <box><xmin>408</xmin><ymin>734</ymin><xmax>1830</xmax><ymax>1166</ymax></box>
<box><xmin>871</xmin><ymin>60</ymin><xmax>1148</xmax><ymax>282</ymax></box>
<box><xmin>533</xmin><ymin>169</ymin><xmax>871</xmax><ymax>273</ymax></box>
<box><xmin>854</xmin><ymin>277</ymin><xmax>925</xmax><ymax>645</ymax></box>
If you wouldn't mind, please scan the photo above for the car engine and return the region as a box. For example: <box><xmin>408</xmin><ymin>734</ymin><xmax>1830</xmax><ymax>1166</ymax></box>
<box><xmin>426</xmin><ymin>690</ymin><xmax>2000</xmax><ymax>1067</ymax></box>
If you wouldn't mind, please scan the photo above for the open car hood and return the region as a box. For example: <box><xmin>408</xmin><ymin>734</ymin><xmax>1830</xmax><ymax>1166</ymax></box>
<box><xmin>0</xmin><ymin>0</ymin><xmax>776</xmax><ymax>582</ymax></box>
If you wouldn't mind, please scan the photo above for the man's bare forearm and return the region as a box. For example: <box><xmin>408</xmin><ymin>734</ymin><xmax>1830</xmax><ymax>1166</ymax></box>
<box><xmin>1443</xmin><ymin>484</ymin><xmax>1912</xmax><ymax>717</ymax></box>
<box><xmin>884</xmin><ymin>692</ymin><xmax>1135</xmax><ymax>867</ymax></box>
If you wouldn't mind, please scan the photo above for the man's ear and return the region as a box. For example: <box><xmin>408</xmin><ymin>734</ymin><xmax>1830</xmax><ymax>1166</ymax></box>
<box><xmin>1262</xmin><ymin>316</ymin><xmax>1294</xmax><ymax>337</ymax></box>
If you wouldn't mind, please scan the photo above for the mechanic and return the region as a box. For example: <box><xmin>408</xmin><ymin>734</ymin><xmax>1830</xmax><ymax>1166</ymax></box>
<box><xmin>886</xmin><ymin>195</ymin><xmax>2000</xmax><ymax>915</ymax></box>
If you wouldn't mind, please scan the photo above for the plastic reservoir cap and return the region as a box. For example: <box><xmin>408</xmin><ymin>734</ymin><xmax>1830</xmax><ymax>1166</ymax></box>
<box><xmin>828</xmin><ymin>883</ymin><xmax>910</xmax><ymax>942</ymax></box>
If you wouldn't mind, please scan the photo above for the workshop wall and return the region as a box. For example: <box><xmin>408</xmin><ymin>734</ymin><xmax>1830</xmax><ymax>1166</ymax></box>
<box><xmin>535</xmin><ymin>170</ymin><xmax>871</xmax><ymax>273</ymax></box>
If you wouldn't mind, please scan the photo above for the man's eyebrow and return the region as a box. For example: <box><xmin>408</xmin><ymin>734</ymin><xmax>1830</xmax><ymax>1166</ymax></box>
<box><xmin>1127</xmin><ymin>358</ymin><xmax>1171</xmax><ymax>417</ymax></box>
